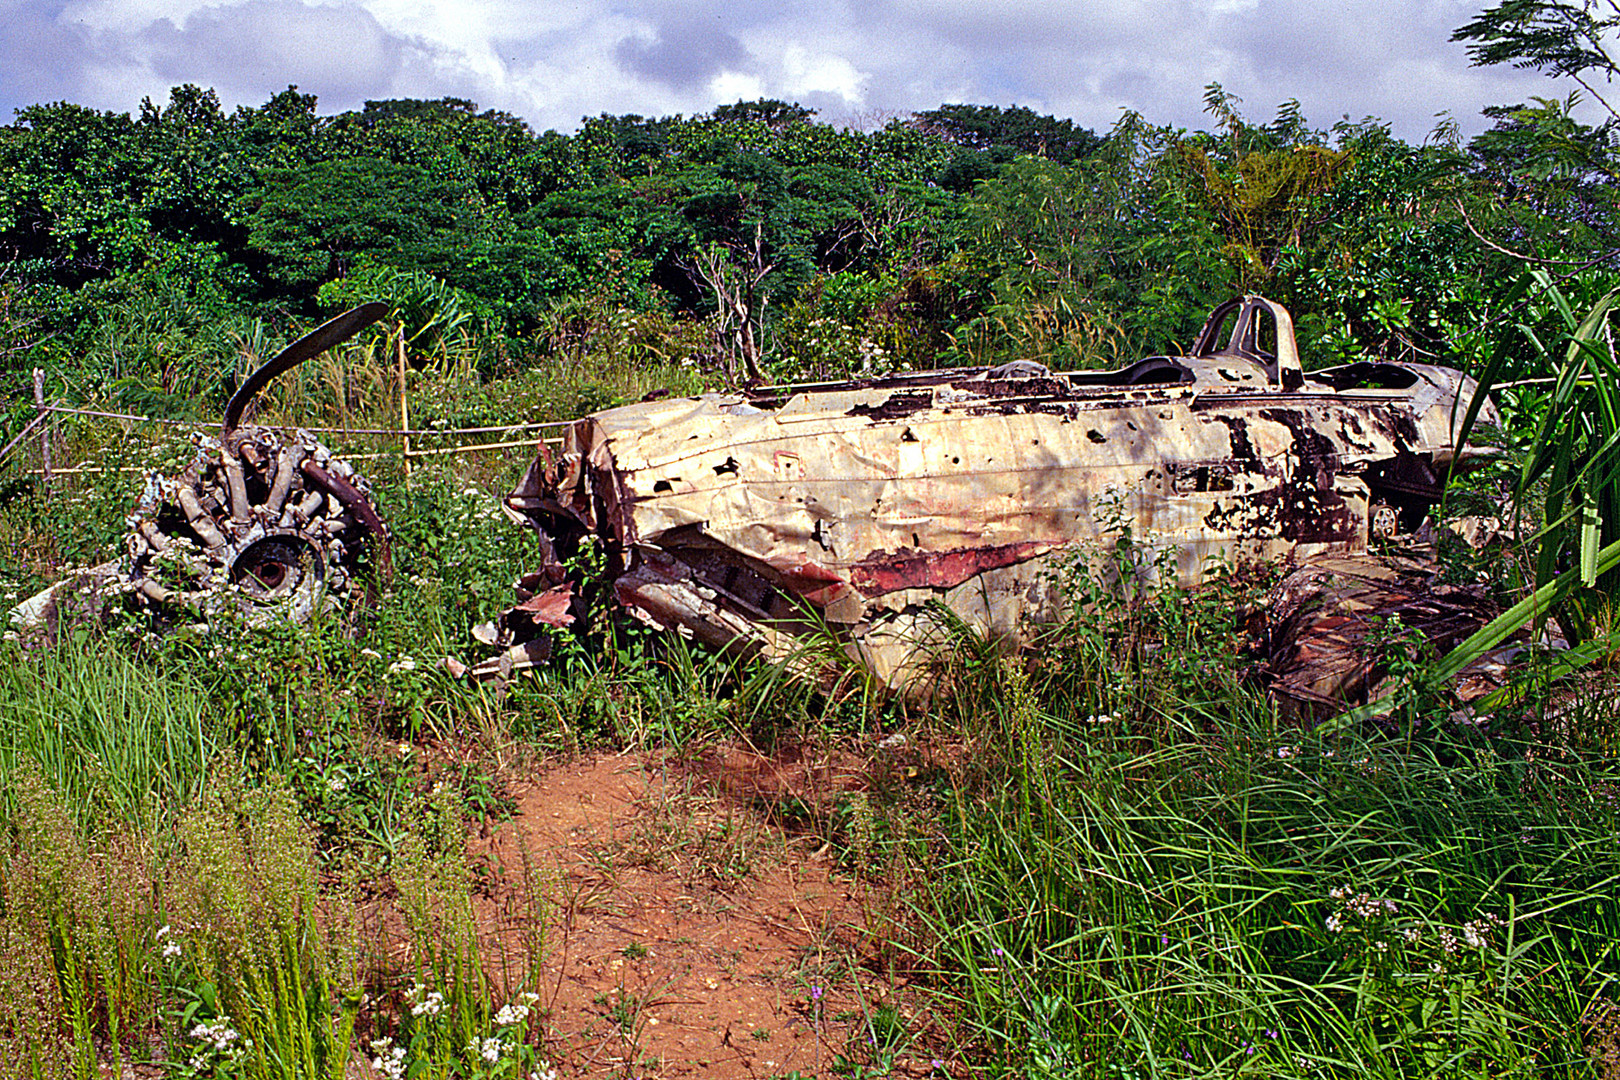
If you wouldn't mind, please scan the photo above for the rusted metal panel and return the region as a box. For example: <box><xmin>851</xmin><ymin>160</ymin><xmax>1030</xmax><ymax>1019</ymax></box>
<box><xmin>1260</xmin><ymin>555</ymin><xmax>1502</xmax><ymax>720</ymax></box>
<box><xmin>486</xmin><ymin>296</ymin><xmax>1499</xmax><ymax>689</ymax></box>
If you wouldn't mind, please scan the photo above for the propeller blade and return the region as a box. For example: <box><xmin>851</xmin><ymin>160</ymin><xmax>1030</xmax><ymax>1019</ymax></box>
<box><xmin>223</xmin><ymin>301</ymin><xmax>390</xmax><ymax>434</ymax></box>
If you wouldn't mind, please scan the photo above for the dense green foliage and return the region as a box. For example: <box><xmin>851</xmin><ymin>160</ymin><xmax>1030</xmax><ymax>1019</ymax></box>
<box><xmin>3</xmin><ymin>56</ymin><xmax>1617</xmax><ymax>406</ymax></box>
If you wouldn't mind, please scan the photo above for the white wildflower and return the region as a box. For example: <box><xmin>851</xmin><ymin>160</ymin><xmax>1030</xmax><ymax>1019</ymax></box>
<box><xmin>407</xmin><ymin>984</ymin><xmax>445</xmax><ymax>1018</ymax></box>
<box><xmin>468</xmin><ymin>1036</ymin><xmax>508</xmax><ymax>1063</ymax></box>
<box><xmin>1461</xmin><ymin>917</ymin><xmax>1499</xmax><ymax>950</ymax></box>
<box><xmin>369</xmin><ymin>1037</ymin><xmax>406</xmax><ymax>1079</ymax></box>
<box><xmin>494</xmin><ymin>1000</ymin><xmax>530</xmax><ymax>1026</ymax></box>
<box><xmin>370</xmin><ymin>1044</ymin><xmax>406</xmax><ymax>1080</ymax></box>
<box><xmin>188</xmin><ymin>1017</ymin><xmax>247</xmax><ymax>1064</ymax></box>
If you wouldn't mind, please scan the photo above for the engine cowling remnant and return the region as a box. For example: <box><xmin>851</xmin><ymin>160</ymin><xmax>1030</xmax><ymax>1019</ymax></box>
<box><xmin>1259</xmin><ymin>555</ymin><xmax>1503</xmax><ymax>720</ymax></box>
<box><xmin>481</xmin><ymin>296</ymin><xmax>1500</xmax><ymax>694</ymax></box>
<box><xmin>123</xmin><ymin>425</ymin><xmax>388</xmax><ymax>623</ymax></box>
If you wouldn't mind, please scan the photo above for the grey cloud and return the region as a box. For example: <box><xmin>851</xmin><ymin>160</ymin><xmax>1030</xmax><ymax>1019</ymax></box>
<box><xmin>1098</xmin><ymin>68</ymin><xmax>1155</xmax><ymax>106</ymax></box>
<box><xmin>616</xmin><ymin>0</ymin><xmax>805</xmax><ymax>32</ymax></box>
<box><xmin>1213</xmin><ymin>0</ymin><xmax>1431</xmax><ymax>96</ymax></box>
<box><xmin>0</xmin><ymin>0</ymin><xmax>1593</xmax><ymax>143</ymax></box>
<box><xmin>1196</xmin><ymin>0</ymin><xmax>1563</xmax><ymax>138</ymax></box>
<box><xmin>0</xmin><ymin>0</ymin><xmax>125</xmax><ymax>110</ymax></box>
<box><xmin>614</xmin><ymin>18</ymin><xmax>749</xmax><ymax>90</ymax></box>
<box><xmin>141</xmin><ymin>0</ymin><xmax>410</xmax><ymax>110</ymax></box>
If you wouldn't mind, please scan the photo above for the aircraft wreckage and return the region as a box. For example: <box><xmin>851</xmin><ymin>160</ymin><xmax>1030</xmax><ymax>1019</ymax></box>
<box><xmin>475</xmin><ymin>295</ymin><xmax>1500</xmax><ymax>689</ymax></box>
<box><xmin>8</xmin><ymin>295</ymin><xmax>1501</xmax><ymax>707</ymax></box>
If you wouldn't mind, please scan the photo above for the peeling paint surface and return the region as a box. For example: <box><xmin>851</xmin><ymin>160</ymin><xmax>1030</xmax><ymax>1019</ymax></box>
<box><xmin>495</xmin><ymin>297</ymin><xmax>1499</xmax><ymax>689</ymax></box>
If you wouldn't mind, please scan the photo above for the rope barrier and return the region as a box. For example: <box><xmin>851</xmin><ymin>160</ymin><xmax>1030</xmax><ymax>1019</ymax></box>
<box><xmin>39</xmin><ymin>403</ymin><xmax>576</xmax><ymax>437</ymax></box>
<box><xmin>0</xmin><ymin>405</ymin><xmax>57</xmax><ymax>467</ymax></box>
<box><xmin>13</xmin><ymin>436</ymin><xmax>564</xmax><ymax>477</ymax></box>
<box><xmin>5</xmin><ymin>404</ymin><xmax>566</xmax><ymax>479</ymax></box>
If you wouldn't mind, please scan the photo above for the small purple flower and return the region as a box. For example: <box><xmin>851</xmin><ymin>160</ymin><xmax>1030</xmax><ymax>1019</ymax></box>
<box><xmin>1160</xmin><ymin>935</ymin><xmax>1169</xmax><ymax>946</ymax></box>
<box><xmin>992</xmin><ymin>947</ymin><xmax>1004</xmax><ymax>956</ymax></box>
<box><xmin>811</xmin><ymin>985</ymin><xmax>822</xmax><ymax>1001</ymax></box>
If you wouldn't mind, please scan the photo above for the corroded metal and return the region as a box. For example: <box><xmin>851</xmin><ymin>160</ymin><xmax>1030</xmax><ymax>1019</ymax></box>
<box><xmin>1260</xmin><ymin>554</ymin><xmax>1501</xmax><ymax>719</ymax></box>
<box><xmin>485</xmin><ymin>296</ymin><xmax>1499</xmax><ymax>687</ymax></box>
<box><xmin>8</xmin><ymin>306</ymin><xmax>392</xmax><ymax>637</ymax></box>
<box><xmin>119</xmin><ymin>305</ymin><xmax>394</xmax><ymax>620</ymax></box>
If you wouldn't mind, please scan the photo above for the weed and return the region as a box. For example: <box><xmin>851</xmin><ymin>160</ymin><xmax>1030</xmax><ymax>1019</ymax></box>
<box><xmin>0</xmin><ymin>635</ymin><xmax>224</xmax><ymax>833</ymax></box>
<box><xmin>607</xmin><ymin>990</ymin><xmax>639</xmax><ymax>1033</ymax></box>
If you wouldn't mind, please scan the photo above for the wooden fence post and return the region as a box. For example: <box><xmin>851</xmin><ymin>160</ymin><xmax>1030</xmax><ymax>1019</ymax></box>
<box><xmin>396</xmin><ymin>322</ymin><xmax>412</xmax><ymax>481</ymax></box>
<box><xmin>33</xmin><ymin>367</ymin><xmax>51</xmax><ymax>491</ymax></box>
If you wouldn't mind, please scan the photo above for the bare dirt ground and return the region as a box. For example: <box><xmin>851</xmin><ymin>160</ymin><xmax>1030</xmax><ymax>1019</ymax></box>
<box><xmin>467</xmin><ymin>744</ymin><xmax>947</xmax><ymax>1079</ymax></box>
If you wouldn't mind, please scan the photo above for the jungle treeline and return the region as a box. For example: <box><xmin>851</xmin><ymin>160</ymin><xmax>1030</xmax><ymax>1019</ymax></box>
<box><xmin>2</xmin><ymin>6</ymin><xmax>1618</xmax><ymax>420</ymax></box>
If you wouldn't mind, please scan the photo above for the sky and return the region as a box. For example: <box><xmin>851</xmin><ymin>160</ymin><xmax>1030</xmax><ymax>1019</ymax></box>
<box><xmin>0</xmin><ymin>0</ymin><xmax>1604</xmax><ymax>142</ymax></box>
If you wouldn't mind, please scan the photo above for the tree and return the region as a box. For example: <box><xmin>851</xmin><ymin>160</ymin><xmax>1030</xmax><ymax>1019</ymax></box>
<box><xmin>1172</xmin><ymin>86</ymin><xmax>1352</xmax><ymax>287</ymax></box>
<box><xmin>951</xmin><ymin>113</ymin><xmax>1232</xmax><ymax>368</ymax></box>
<box><xmin>232</xmin><ymin>86</ymin><xmax>323</xmax><ymax>168</ymax></box>
<box><xmin>711</xmin><ymin>99</ymin><xmax>817</xmax><ymax>131</ymax></box>
<box><xmin>0</xmin><ymin>102</ymin><xmax>145</xmax><ymax>287</ymax></box>
<box><xmin>239</xmin><ymin>157</ymin><xmax>473</xmax><ymax>298</ymax></box>
<box><xmin>1454</xmin><ymin>0</ymin><xmax>1620</xmax><ymax>120</ymax></box>
<box><xmin>910</xmin><ymin>104</ymin><xmax>1102</xmax><ymax>165</ymax></box>
<box><xmin>135</xmin><ymin>85</ymin><xmax>252</xmax><ymax>251</ymax></box>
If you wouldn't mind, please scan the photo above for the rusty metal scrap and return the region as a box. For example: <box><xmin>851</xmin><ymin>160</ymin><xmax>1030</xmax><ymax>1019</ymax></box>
<box><xmin>1259</xmin><ymin>555</ymin><xmax>1503</xmax><ymax>719</ymax></box>
<box><xmin>484</xmin><ymin>296</ymin><xmax>1500</xmax><ymax>689</ymax></box>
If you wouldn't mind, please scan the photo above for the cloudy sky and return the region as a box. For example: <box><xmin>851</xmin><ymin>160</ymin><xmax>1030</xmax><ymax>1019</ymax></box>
<box><xmin>0</xmin><ymin>0</ymin><xmax>1600</xmax><ymax>142</ymax></box>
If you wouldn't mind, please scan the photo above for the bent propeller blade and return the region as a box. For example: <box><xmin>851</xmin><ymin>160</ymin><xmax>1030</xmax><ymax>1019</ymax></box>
<box><xmin>223</xmin><ymin>301</ymin><xmax>390</xmax><ymax>434</ymax></box>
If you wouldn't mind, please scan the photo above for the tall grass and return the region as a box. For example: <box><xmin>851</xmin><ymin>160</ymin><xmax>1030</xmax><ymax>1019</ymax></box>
<box><xmin>0</xmin><ymin>751</ymin><xmax>549</xmax><ymax>1079</ymax></box>
<box><xmin>0</xmin><ymin>635</ymin><xmax>228</xmax><ymax>832</ymax></box>
<box><xmin>921</xmin><ymin>713</ymin><xmax>1620</xmax><ymax>1074</ymax></box>
<box><xmin>900</xmin><ymin>552</ymin><xmax>1620</xmax><ymax>1078</ymax></box>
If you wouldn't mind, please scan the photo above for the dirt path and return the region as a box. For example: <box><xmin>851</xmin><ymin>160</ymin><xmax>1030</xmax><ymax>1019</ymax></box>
<box><xmin>472</xmin><ymin>747</ymin><xmax>941</xmax><ymax>1079</ymax></box>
